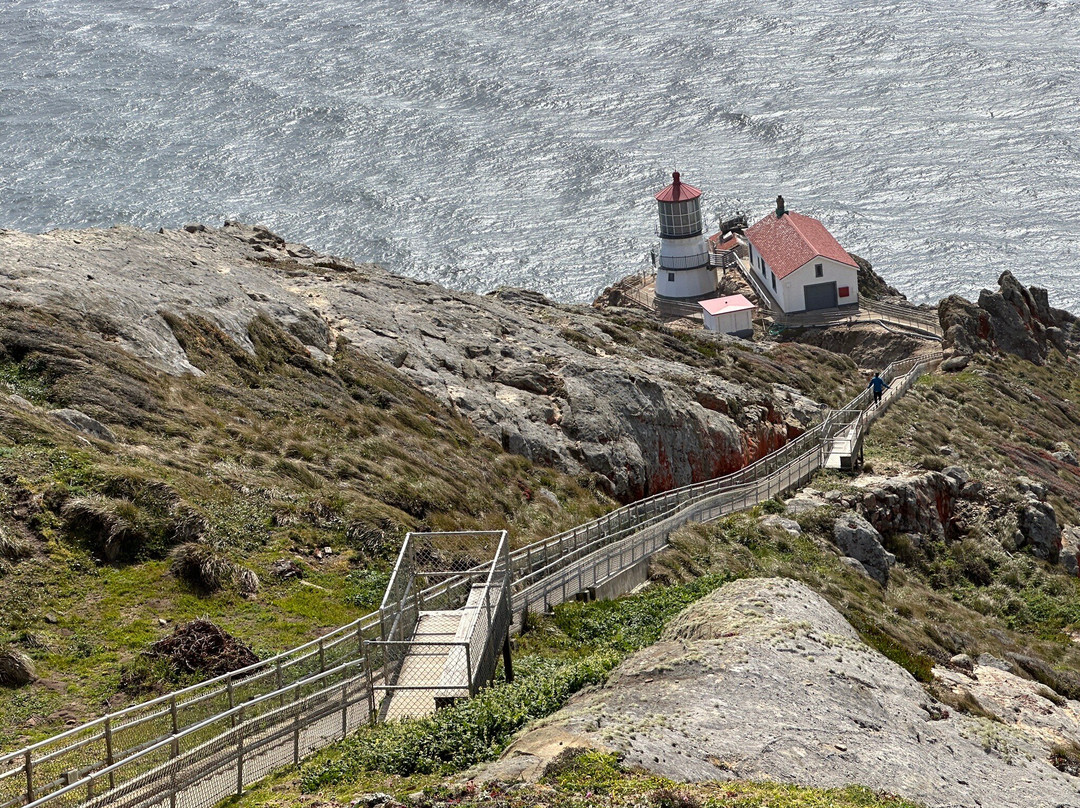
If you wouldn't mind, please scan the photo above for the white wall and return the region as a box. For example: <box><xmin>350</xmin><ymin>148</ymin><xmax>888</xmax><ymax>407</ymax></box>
<box><xmin>779</xmin><ymin>258</ymin><xmax>859</xmax><ymax>313</ymax></box>
<box><xmin>746</xmin><ymin>242</ymin><xmax>784</xmax><ymax>308</ymax></box>
<box><xmin>746</xmin><ymin>241</ymin><xmax>858</xmax><ymax>313</ymax></box>
<box><xmin>703</xmin><ymin>308</ymin><xmax>753</xmax><ymax>336</ymax></box>
<box><xmin>656</xmin><ymin>266</ymin><xmax>717</xmax><ymax>299</ymax></box>
<box><xmin>656</xmin><ymin>232</ymin><xmax>716</xmax><ymax>299</ymax></box>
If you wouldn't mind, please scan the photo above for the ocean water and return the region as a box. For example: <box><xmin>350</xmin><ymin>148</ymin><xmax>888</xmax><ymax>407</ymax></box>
<box><xmin>2</xmin><ymin>0</ymin><xmax>1079</xmax><ymax>311</ymax></box>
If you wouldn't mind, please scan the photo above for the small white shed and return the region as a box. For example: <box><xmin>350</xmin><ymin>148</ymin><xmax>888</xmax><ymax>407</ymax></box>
<box><xmin>699</xmin><ymin>294</ymin><xmax>756</xmax><ymax>337</ymax></box>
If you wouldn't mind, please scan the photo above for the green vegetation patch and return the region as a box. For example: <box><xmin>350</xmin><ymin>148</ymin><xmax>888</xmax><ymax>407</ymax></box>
<box><xmin>299</xmin><ymin>573</ymin><xmax>731</xmax><ymax>789</ymax></box>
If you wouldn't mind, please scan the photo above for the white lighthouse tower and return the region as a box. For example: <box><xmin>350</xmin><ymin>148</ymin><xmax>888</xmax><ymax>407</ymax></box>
<box><xmin>653</xmin><ymin>171</ymin><xmax>717</xmax><ymax>300</ymax></box>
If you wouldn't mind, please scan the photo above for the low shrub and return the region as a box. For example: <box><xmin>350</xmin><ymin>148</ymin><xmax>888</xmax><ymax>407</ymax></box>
<box><xmin>848</xmin><ymin>613</ymin><xmax>934</xmax><ymax>683</ymax></box>
<box><xmin>301</xmin><ymin>652</ymin><xmax>618</xmax><ymax>786</ymax></box>
<box><xmin>302</xmin><ymin>575</ymin><xmax>731</xmax><ymax>788</ymax></box>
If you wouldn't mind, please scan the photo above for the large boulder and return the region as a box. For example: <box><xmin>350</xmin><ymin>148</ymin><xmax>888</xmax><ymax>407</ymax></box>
<box><xmin>1016</xmin><ymin>501</ymin><xmax>1062</xmax><ymax>564</ymax></box>
<box><xmin>1061</xmin><ymin>526</ymin><xmax>1080</xmax><ymax>577</ymax></box>
<box><xmin>854</xmin><ymin>471</ymin><xmax>961</xmax><ymax>540</ymax></box>
<box><xmin>48</xmin><ymin>408</ymin><xmax>117</xmax><ymax>443</ymax></box>
<box><xmin>1013</xmin><ymin>475</ymin><xmax>1062</xmax><ymax>564</ymax></box>
<box><xmin>832</xmin><ymin>512</ymin><xmax>895</xmax><ymax>586</ymax></box>
<box><xmin>475</xmin><ymin>578</ymin><xmax>1080</xmax><ymax>808</ymax></box>
<box><xmin>0</xmin><ymin>649</ymin><xmax>36</xmax><ymax>687</ymax></box>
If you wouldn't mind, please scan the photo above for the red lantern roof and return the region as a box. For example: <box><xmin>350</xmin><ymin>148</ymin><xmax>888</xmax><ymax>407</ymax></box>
<box><xmin>744</xmin><ymin>209</ymin><xmax>856</xmax><ymax>280</ymax></box>
<box><xmin>654</xmin><ymin>171</ymin><xmax>702</xmax><ymax>203</ymax></box>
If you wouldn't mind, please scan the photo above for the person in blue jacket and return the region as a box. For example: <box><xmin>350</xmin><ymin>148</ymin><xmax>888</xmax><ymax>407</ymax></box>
<box><xmin>868</xmin><ymin>372</ymin><xmax>889</xmax><ymax>405</ymax></box>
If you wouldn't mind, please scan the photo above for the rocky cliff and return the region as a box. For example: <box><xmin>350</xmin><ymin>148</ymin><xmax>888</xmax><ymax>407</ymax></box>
<box><xmin>0</xmin><ymin>223</ymin><xmax>854</xmax><ymax>501</ymax></box>
<box><xmin>940</xmin><ymin>270</ymin><xmax>1080</xmax><ymax>367</ymax></box>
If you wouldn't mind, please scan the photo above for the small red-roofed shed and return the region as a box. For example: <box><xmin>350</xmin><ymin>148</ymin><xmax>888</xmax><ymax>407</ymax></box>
<box><xmin>744</xmin><ymin>197</ymin><xmax>859</xmax><ymax>313</ymax></box>
<box><xmin>699</xmin><ymin>294</ymin><xmax>756</xmax><ymax>337</ymax></box>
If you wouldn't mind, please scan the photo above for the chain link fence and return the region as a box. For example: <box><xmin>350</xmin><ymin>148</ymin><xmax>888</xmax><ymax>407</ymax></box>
<box><xmin>0</xmin><ymin>352</ymin><xmax>941</xmax><ymax>808</ymax></box>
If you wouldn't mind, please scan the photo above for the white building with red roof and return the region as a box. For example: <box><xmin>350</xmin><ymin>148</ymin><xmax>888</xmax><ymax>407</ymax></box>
<box><xmin>744</xmin><ymin>196</ymin><xmax>859</xmax><ymax>314</ymax></box>
<box><xmin>699</xmin><ymin>294</ymin><xmax>755</xmax><ymax>337</ymax></box>
<box><xmin>652</xmin><ymin>172</ymin><xmax>718</xmax><ymax>300</ymax></box>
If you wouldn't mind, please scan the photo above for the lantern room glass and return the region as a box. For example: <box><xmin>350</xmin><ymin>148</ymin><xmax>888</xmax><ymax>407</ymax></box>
<box><xmin>657</xmin><ymin>199</ymin><xmax>703</xmax><ymax>238</ymax></box>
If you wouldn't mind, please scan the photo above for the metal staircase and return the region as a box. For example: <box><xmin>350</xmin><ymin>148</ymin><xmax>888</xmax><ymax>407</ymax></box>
<box><xmin>366</xmin><ymin>531</ymin><xmax>512</xmax><ymax>721</ymax></box>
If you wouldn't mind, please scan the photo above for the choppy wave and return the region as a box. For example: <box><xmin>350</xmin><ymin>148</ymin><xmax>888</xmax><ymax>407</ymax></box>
<box><xmin>2</xmin><ymin>0</ymin><xmax>1079</xmax><ymax>311</ymax></box>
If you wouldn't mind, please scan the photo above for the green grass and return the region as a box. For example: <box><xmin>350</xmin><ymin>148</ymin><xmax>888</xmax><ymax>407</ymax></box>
<box><xmin>299</xmin><ymin>573</ymin><xmax>732</xmax><ymax>788</ymax></box>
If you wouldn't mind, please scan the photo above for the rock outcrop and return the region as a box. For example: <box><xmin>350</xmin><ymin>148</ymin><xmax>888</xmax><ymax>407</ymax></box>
<box><xmin>851</xmin><ymin>253</ymin><xmax>904</xmax><ymax>301</ymax></box>
<box><xmin>0</xmin><ymin>223</ymin><xmax>830</xmax><ymax>501</ymax></box>
<box><xmin>1014</xmin><ymin>476</ymin><xmax>1062</xmax><ymax>564</ymax></box>
<box><xmin>0</xmin><ymin>649</ymin><xmax>35</xmax><ymax>687</ymax></box>
<box><xmin>831</xmin><ymin>513</ymin><xmax>894</xmax><ymax>585</ymax></box>
<box><xmin>852</xmin><ymin>470</ymin><xmax>962</xmax><ymax>540</ymax></box>
<box><xmin>939</xmin><ymin>270</ymin><xmax>1080</xmax><ymax>365</ymax></box>
<box><xmin>475</xmin><ymin>578</ymin><xmax>1080</xmax><ymax>808</ymax></box>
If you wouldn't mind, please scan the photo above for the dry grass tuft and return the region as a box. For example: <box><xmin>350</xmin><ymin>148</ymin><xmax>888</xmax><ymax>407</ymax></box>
<box><xmin>170</xmin><ymin>542</ymin><xmax>239</xmax><ymax>593</ymax></box>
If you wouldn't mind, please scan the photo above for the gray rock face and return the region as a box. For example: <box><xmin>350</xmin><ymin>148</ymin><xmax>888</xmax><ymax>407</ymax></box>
<box><xmin>48</xmin><ymin>408</ymin><xmax>117</xmax><ymax>443</ymax></box>
<box><xmin>476</xmin><ymin>578</ymin><xmax>1080</xmax><ymax>808</ymax></box>
<box><xmin>0</xmin><ymin>224</ymin><xmax>816</xmax><ymax>500</ymax></box>
<box><xmin>759</xmin><ymin>514</ymin><xmax>801</xmax><ymax>535</ymax></box>
<box><xmin>939</xmin><ymin>270</ymin><xmax>1080</xmax><ymax>365</ymax></box>
<box><xmin>1061</xmin><ymin>526</ymin><xmax>1080</xmax><ymax>578</ymax></box>
<box><xmin>1052</xmin><ymin>442</ymin><xmax>1078</xmax><ymax>467</ymax></box>
<box><xmin>0</xmin><ymin>649</ymin><xmax>36</xmax><ymax>687</ymax></box>
<box><xmin>940</xmin><ymin>354</ymin><xmax>970</xmax><ymax>372</ymax></box>
<box><xmin>832</xmin><ymin>513</ymin><xmax>895</xmax><ymax>586</ymax></box>
<box><xmin>853</xmin><ymin>471</ymin><xmax>961</xmax><ymax>540</ymax></box>
<box><xmin>1015</xmin><ymin>475</ymin><xmax>1048</xmax><ymax>502</ymax></box>
<box><xmin>1017</xmin><ymin>501</ymin><xmax>1062</xmax><ymax>564</ymax></box>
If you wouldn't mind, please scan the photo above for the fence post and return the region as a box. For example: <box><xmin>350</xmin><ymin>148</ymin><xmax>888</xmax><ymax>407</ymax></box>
<box><xmin>236</xmin><ymin>705</ymin><xmax>245</xmax><ymax>796</ymax></box>
<box><xmin>24</xmin><ymin>750</ymin><xmax>33</xmax><ymax>805</ymax></box>
<box><xmin>293</xmin><ymin>684</ymin><xmax>301</xmax><ymax>764</ymax></box>
<box><xmin>341</xmin><ymin>681</ymin><xmax>349</xmax><ymax>739</ymax></box>
<box><xmin>319</xmin><ymin>638</ymin><xmax>326</xmax><ymax>673</ymax></box>
<box><xmin>170</xmin><ymin>695</ymin><xmax>180</xmax><ymax>758</ymax></box>
<box><xmin>465</xmin><ymin>644</ymin><xmax>475</xmax><ymax>697</ymax></box>
<box><xmin>365</xmin><ymin>651</ymin><xmax>377</xmax><ymax>726</ymax></box>
<box><xmin>104</xmin><ymin>716</ymin><xmax>116</xmax><ymax>790</ymax></box>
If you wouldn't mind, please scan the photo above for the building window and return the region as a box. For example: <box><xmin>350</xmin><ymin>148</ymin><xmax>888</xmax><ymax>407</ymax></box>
<box><xmin>668</xmin><ymin>272</ymin><xmax>675</xmax><ymax>282</ymax></box>
<box><xmin>815</xmin><ymin>263</ymin><xmax>823</xmax><ymax>277</ymax></box>
<box><xmin>839</xmin><ymin>286</ymin><xmax>850</xmax><ymax>298</ymax></box>
<box><xmin>771</xmin><ymin>272</ymin><xmax>776</xmax><ymax>291</ymax></box>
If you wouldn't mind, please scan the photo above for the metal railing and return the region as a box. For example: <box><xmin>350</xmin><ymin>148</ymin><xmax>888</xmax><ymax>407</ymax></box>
<box><xmin>774</xmin><ymin>299</ymin><xmax>942</xmax><ymax>339</ymax></box>
<box><xmin>657</xmin><ymin>252</ymin><xmax>710</xmax><ymax>271</ymax></box>
<box><xmin>364</xmin><ymin>531</ymin><xmax>511</xmax><ymax>719</ymax></box>
<box><xmin>0</xmin><ymin>350</ymin><xmax>941</xmax><ymax>808</ymax></box>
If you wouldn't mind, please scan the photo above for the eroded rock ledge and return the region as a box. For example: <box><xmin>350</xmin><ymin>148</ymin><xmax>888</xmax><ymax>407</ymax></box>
<box><xmin>477</xmin><ymin>578</ymin><xmax>1080</xmax><ymax>808</ymax></box>
<box><xmin>0</xmin><ymin>223</ymin><xmax>833</xmax><ymax>500</ymax></box>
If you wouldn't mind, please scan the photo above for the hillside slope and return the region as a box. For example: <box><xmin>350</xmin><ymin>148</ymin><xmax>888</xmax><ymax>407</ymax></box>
<box><xmin>0</xmin><ymin>223</ymin><xmax>860</xmax><ymax>748</ymax></box>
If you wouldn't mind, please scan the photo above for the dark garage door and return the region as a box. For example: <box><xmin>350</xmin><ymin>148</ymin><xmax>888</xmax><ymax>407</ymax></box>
<box><xmin>803</xmin><ymin>281</ymin><xmax>838</xmax><ymax>311</ymax></box>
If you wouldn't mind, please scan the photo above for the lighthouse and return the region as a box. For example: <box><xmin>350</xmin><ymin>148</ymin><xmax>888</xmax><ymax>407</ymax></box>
<box><xmin>653</xmin><ymin>171</ymin><xmax>717</xmax><ymax>300</ymax></box>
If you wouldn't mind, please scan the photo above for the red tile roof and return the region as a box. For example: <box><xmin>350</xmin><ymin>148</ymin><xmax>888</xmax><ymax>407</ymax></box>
<box><xmin>655</xmin><ymin>171</ymin><xmax>702</xmax><ymax>203</ymax></box>
<box><xmin>699</xmin><ymin>294</ymin><xmax>755</xmax><ymax>316</ymax></box>
<box><xmin>707</xmin><ymin>233</ymin><xmax>740</xmax><ymax>252</ymax></box>
<box><xmin>744</xmin><ymin>210</ymin><xmax>856</xmax><ymax>280</ymax></box>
